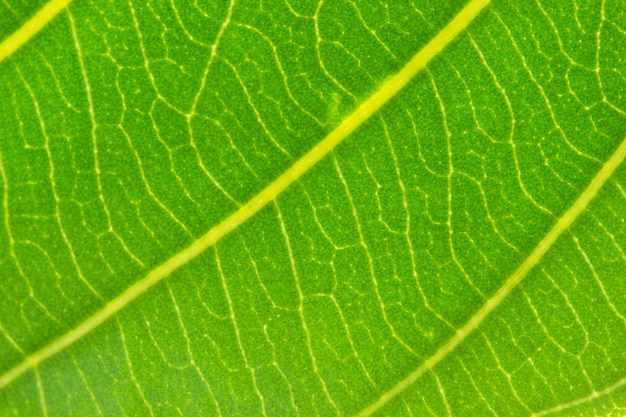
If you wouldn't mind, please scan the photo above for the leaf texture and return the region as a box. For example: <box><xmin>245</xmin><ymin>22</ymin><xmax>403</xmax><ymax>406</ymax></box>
<box><xmin>1</xmin><ymin>0</ymin><xmax>626</xmax><ymax>416</ymax></box>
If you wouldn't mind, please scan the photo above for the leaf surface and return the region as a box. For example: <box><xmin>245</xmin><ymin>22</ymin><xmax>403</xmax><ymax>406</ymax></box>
<box><xmin>1</xmin><ymin>0</ymin><xmax>626</xmax><ymax>416</ymax></box>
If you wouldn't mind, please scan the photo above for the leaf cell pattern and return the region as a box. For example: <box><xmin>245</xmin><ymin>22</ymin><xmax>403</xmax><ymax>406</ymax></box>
<box><xmin>0</xmin><ymin>0</ymin><xmax>626</xmax><ymax>416</ymax></box>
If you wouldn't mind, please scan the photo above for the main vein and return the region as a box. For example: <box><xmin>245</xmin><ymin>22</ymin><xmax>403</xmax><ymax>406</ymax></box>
<box><xmin>0</xmin><ymin>0</ymin><xmax>491</xmax><ymax>391</ymax></box>
<box><xmin>354</xmin><ymin>140</ymin><xmax>626</xmax><ymax>416</ymax></box>
<box><xmin>0</xmin><ymin>0</ymin><xmax>73</xmax><ymax>63</ymax></box>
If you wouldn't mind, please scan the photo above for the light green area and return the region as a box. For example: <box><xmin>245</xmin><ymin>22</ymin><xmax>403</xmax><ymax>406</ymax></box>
<box><xmin>1</xmin><ymin>0</ymin><xmax>626</xmax><ymax>416</ymax></box>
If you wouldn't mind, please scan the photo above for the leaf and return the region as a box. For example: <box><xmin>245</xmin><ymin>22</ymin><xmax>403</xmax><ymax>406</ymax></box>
<box><xmin>1</xmin><ymin>0</ymin><xmax>626</xmax><ymax>415</ymax></box>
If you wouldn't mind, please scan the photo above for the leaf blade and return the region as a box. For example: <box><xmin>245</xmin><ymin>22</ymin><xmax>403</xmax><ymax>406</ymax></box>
<box><xmin>1</xmin><ymin>0</ymin><xmax>626</xmax><ymax>415</ymax></box>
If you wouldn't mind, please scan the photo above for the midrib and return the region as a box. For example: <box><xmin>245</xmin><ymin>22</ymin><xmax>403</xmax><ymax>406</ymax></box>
<box><xmin>0</xmin><ymin>0</ymin><xmax>494</xmax><ymax>401</ymax></box>
<box><xmin>0</xmin><ymin>0</ymin><xmax>73</xmax><ymax>63</ymax></box>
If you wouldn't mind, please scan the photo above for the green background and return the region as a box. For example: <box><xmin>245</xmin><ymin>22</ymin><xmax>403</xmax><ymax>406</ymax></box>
<box><xmin>1</xmin><ymin>0</ymin><xmax>626</xmax><ymax>415</ymax></box>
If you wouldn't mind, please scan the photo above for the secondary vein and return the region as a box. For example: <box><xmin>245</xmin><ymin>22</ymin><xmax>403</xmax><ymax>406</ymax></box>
<box><xmin>0</xmin><ymin>0</ymin><xmax>73</xmax><ymax>63</ymax></box>
<box><xmin>0</xmin><ymin>0</ymin><xmax>491</xmax><ymax>390</ymax></box>
<box><xmin>353</xmin><ymin>137</ymin><xmax>626</xmax><ymax>417</ymax></box>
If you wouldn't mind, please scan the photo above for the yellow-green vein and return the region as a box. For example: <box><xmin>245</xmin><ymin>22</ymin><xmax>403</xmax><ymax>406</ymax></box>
<box><xmin>0</xmin><ymin>0</ymin><xmax>73</xmax><ymax>63</ymax></box>
<box><xmin>354</xmin><ymin>136</ymin><xmax>626</xmax><ymax>416</ymax></box>
<box><xmin>0</xmin><ymin>0</ymin><xmax>491</xmax><ymax>390</ymax></box>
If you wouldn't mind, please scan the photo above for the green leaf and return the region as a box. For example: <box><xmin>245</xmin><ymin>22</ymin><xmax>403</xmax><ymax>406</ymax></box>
<box><xmin>1</xmin><ymin>0</ymin><xmax>626</xmax><ymax>415</ymax></box>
